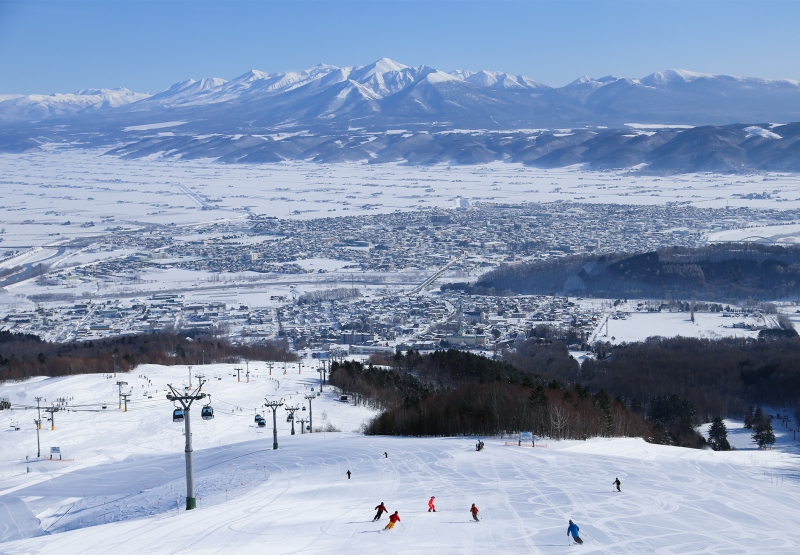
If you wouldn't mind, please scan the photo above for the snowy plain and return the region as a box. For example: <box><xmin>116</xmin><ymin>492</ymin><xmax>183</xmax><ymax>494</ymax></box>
<box><xmin>2</xmin><ymin>146</ymin><xmax>800</xmax><ymax>250</ymax></box>
<box><xmin>1</xmin><ymin>363</ymin><xmax>800</xmax><ymax>554</ymax></box>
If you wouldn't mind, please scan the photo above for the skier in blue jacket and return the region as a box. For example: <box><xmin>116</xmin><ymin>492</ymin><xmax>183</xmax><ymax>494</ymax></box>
<box><xmin>567</xmin><ymin>520</ymin><xmax>583</xmax><ymax>544</ymax></box>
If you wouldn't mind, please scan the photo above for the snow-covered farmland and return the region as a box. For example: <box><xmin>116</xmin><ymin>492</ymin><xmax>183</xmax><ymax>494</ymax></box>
<box><xmin>1</xmin><ymin>364</ymin><xmax>800</xmax><ymax>554</ymax></box>
<box><xmin>2</xmin><ymin>147</ymin><xmax>800</xmax><ymax>250</ymax></box>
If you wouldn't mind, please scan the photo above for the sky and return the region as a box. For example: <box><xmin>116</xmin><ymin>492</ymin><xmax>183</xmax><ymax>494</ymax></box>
<box><xmin>1</xmin><ymin>0</ymin><xmax>799</xmax><ymax>95</ymax></box>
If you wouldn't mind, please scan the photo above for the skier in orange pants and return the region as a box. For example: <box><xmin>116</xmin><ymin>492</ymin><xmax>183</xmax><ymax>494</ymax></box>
<box><xmin>384</xmin><ymin>511</ymin><xmax>401</xmax><ymax>530</ymax></box>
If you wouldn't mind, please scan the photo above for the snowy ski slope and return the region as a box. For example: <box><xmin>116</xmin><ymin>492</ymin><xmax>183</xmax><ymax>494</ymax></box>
<box><xmin>2</xmin><ymin>364</ymin><xmax>800</xmax><ymax>554</ymax></box>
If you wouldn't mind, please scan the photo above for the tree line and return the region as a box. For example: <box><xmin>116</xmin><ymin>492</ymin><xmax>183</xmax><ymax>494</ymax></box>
<box><xmin>0</xmin><ymin>330</ymin><xmax>297</xmax><ymax>381</ymax></box>
<box><xmin>330</xmin><ymin>350</ymin><xmax>653</xmax><ymax>442</ymax></box>
<box><xmin>456</xmin><ymin>243</ymin><xmax>800</xmax><ymax>303</ymax></box>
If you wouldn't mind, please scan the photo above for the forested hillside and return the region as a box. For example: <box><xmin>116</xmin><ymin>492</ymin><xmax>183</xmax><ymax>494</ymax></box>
<box><xmin>0</xmin><ymin>331</ymin><xmax>296</xmax><ymax>381</ymax></box>
<box><xmin>462</xmin><ymin>243</ymin><xmax>800</xmax><ymax>302</ymax></box>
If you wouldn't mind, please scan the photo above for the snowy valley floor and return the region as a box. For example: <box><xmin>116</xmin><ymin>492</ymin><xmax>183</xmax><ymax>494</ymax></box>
<box><xmin>2</xmin><ymin>364</ymin><xmax>800</xmax><ymax>554</ymax></box>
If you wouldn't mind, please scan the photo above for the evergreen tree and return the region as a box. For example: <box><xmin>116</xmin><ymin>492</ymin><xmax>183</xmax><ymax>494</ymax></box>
<box><xmin>744</xmin><ymin>405</ymin><xmax>754</xmax><ymax>429</ymax></box>
<box><xmin>707</xmin><ymin>417</ymin><xmax>731</xmax><ymax>451</ymax></box>
<box><xmin>754</xmin><ymin>405</ymin><xmax>764</xmax><ymax>425</ymax></box>
<box><xmin>594</xmin><ymin>389</ymin><xmax>613</xmax><ymax>435</ymax></box>
<box><xmin>753</xmin><ymin>417</ymin><xmax>776</xmax><ymax>449</ymax></box>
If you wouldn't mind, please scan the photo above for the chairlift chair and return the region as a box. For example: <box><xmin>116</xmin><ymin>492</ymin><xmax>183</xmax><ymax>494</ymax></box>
<box><xmin>173</xmin><ymin>408</ymin><xmax>185</xmax><ymax>423</ymax></box>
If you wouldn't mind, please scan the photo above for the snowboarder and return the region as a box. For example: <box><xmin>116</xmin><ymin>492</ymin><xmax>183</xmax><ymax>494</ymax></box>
<box><xmin>470</xmin><ymin>503</ymin><xmax>479</xmax><ymax>521</ymax></box>
<box><xmin>613</xmin><ymin>477</ymin><xmax>621</xmax><ymax>492</ymax></box>
<box><xmin>373</xmin><ymin>502</ymin><xmax>388</xmax><ymax>521</ymax></box>
<box><xmin>428</xmin><ymin>496</ymin><xmax>436</xmax><ymax>512</ymax></box>
<box><xmin>384</xmin><ymin>511</ymin><xmax>401</xmax><ymax>530</ymax></box>
<box><xmin>346</xmin><ymin>470</ymin><xmax>351</xmax><ymax>479</ymax></box>
<box><xmin>567</xmin><ymin>520</ymin><xmax>583</xmax><ymax>544</ymax></box>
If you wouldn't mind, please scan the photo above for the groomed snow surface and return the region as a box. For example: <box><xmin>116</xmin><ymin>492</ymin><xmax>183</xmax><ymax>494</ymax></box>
<box><xmin>2</xmin><ymin>364</ymin><xmax>800</xmax><ymax>554</ymax></box>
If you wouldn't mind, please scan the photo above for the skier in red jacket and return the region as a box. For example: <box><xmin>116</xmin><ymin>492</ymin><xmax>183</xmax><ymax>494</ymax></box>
<box><xmin>373</xmin><ymin>502</ymin><xmax>388</xmax><ymax>521</ymax></box>
<box><xmin>470</xmin><ymin>504</ymin><xmax>479</xmax><ymax>521</ymax></box>
<box><xmin>384</xmin><ymin>511</ymin><xmax>401</xmax><ymax>530</ymax></box>
<box><xmin>428</xmin><ymin>496</ymin><xmax>436</xmax><ymax>512</ymax></box>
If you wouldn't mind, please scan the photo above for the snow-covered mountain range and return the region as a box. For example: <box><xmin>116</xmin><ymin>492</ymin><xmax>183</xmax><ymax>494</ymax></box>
<box><xmin>3</xmin><ymin>59</ymin><xmax>800</xmax><ymax>173</ymax></box>
<box><xmin>2</xmin><ymin>58</ymin><xmax>800</xmax><ymax>128</ymax></box>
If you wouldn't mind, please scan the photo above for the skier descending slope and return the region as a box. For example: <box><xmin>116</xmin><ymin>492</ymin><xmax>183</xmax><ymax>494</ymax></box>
<box><xmin>384</xmin><ymin>511</ymin><xmax>401</xmax><ymax>530</ymax></box>
<box><xmin>613</xmin><ymin>477</ymin><xmax>621</xmax><ymax>492</ymax></box>
<box><xmin>567</xmin><ymin>520</ymin><xmax>583</xmax><ymax>544</ymax></box>
<box><xmin>428</xmin><ymin>496</ymin><xmax>436</xmax><ymax>512</ymax></box>
<box><xmin>470</xmin><ymin>504</ymin><xmax>479</xmax><ymax>522</ymax></box>
<box><xmin>373</xmin><ymin>502</ymin><xmax>388</xmax><ymax>521</ymax></box>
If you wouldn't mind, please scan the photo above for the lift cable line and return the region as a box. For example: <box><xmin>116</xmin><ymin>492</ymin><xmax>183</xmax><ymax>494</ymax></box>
<box><xmin>264</xmin><ymin>398</ymin><xmax>284</xmax><ymax>449</ymax></box>
<box><xmin>166</xmin><ymin>380</ymin><xmax>209</xmax><ymax>510</ymax></box>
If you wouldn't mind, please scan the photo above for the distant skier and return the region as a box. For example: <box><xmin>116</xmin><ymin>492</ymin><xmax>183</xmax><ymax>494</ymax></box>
<box><xmin>567</xmin><ymin>520</ymin><xmax>583</xmax><ymax>544</ymax></box>
<box><xmin>613</xmin><ymin>477</ymin><xmax>621</xmax><ymax>492</ymax></box>
<box><xmin>428</xmin><ymin>496</ymin><xmax>436</xmax><ymax>512</ymax></box>
<box><xmin>374</xmin><ymin>502</ymin><xmax>388</xmax><ymax>521</ymax></box>
<box><xmin>347</xmin><ymin>470</ymin><xmax>351</xmax><ymax>479</ymax></box>
<box><xmin>384</xmin><ymin>511</ymin><xmax>401</xmax><ymax>530</ymax></box>
<box><xmin>384</xmin><ymin>451</ymin><xmax>388</xmax><ymax>458</ymax></box>
<box><xmin>470</xmin><ymin>503</ymin><xmax>479</xmax><ymax>522</ymax></box>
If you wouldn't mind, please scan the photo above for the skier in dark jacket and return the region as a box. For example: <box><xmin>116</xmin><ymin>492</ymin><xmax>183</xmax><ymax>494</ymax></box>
<box><xmin>613</xmin><ymin>477</ymin><xmax>621</xmax><ymax>492</ymax></box>
<box><xmin>567</xmin><ymin>520</ymin><xmax>583</xmax><ymax>544</ymax></box>
<box><xmin>470</xmin><ymin>504</ymin><xmax>479</xmax><ymax>521</ymax></box>
<box><xmin>373</xmin><ymin>502</ymin><xmax>388</xmax><ymax>521</ymax></box>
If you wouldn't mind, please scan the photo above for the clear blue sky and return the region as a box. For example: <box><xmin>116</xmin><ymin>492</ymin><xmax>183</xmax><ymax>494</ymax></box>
<box><xmin>1</xmin><ymin>0</ymin><xmax>799</xmax><ymax>94</ymax></box>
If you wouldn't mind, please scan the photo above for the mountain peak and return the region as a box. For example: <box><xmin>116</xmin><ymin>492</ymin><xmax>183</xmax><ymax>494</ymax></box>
<box><xmin>369</xmin><ymin>57</ymin><xmax>408</xmax><ymax>72</ymax></box>
<box><xmin>642</xmin><ymin>69</ymin><xmax>715</xmax><ymax>85</ymax></box>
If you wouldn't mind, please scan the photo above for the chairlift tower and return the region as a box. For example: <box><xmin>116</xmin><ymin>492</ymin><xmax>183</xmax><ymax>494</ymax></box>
<box><xmin>116</xmin><ymin>381</ymin><xmax>128</xmax><ymax>409</ymax></box>
<box><xmin>317</xmin><ymin>365</ymin><xmax>325</xmax><ymax>392</ymax></box>
<box><xmin>304</xmin><ymin>394</ymin><xmax>316</xmax><ymax>433</ymax></box>
<box><xmin>264</xmin><ymin>398</ymin><xmax>284</xmax><ymax>449</ymax></box>
<box><xmin>285</xmin><ymin>405</ymin><xmax>300</xmax><ymax>435</ymax></box>
<box><xmin>34</xmin><ymin>418</ymin><xmax>41</xmax><ymax>457</ymax></box>
<box><xmin>35</xmin><ymin>396</ymin><xmax>43</xmax><ymax>430</ymax></box>
<box><xmin>121</xmin><ymin>393</ymin><xmax>131</xmax><ymax>412</ymax></box>
<box><xmin>45</xmin><ymin>406</ymin><xmax>59</xmax><ymax>431</ymax></box>
<box><xmin>297</xmin><ymin>417</ymin><xmax>307</xmax><ymax>434</ymax></box>
<box><xmin>166</xmin><ymin>380</ymin><xmax>207</xmax><ymax>510</ymax></box>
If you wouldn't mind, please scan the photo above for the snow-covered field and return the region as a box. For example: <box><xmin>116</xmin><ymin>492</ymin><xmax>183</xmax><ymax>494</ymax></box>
<box><xmin>2</xmin><ymin>364</ymin><xmax>800</xmax><ymax>554</ymax></box>
<box><xmin>591</xmin><ymin>311</ymin><xmax>764</xmax><ymax>344</ymax></box>
<box><xmin>2</xmin><ymin>147</ymin><xmax>800</xmax><ymax>250</ymax></box>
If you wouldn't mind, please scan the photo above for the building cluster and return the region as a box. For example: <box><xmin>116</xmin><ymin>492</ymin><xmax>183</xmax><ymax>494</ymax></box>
<box><xmin>2</xmin><ymin>200</ymin><xmax>796</xmax><ymax>351</ymax></box>
<box><xmin>40</xmin><ymin>201</ymin><xmax>793</xmax><ymax>285</ymax></box>
<box><xmin>2</xmin><ymin>287</ymin><xmax>608</xmax><ymax>355</ymax></box>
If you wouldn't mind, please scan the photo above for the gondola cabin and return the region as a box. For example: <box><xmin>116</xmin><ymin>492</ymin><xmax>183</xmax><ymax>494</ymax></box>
<box><xmin>201</xmin><ymin>406</ymin><xmax>214</xmax><ymax>420</ymax></box>
<box><xmin>173</xmin><ymin>408</ymin><xmax>184</xmax><ymax>423</ymax></box>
